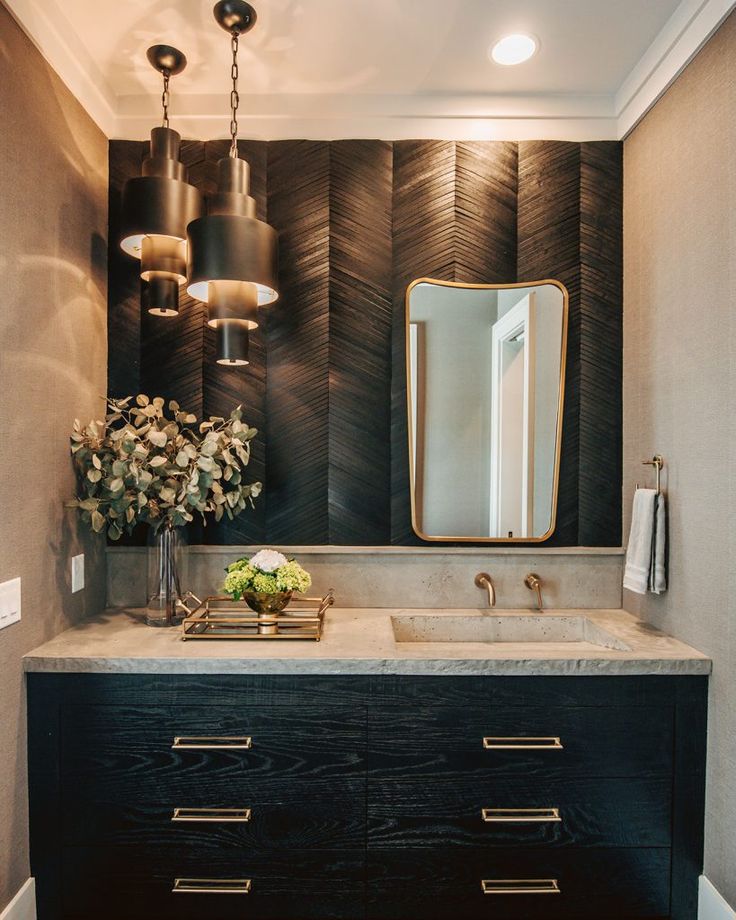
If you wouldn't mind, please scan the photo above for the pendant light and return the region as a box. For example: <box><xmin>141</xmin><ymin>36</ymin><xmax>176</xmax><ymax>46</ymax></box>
<box><xmin>120</xmin><ymin>45</ymin><xmax>203</xmax><ymax>316</ymax></box>
<box><xmin>186</xmin><ymin>1</ymin><xmax>279</xmax><ymax>366</ymax></box>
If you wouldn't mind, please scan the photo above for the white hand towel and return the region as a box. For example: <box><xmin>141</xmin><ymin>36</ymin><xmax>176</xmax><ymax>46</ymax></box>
<box><xmin>624</xmin><ymin>489</ymin><xmax>657</xmax><ymax>595</ymax></box>
<box><xmin>649</xmin><ymin>493</ymin><xmax>667</xmax><ymax>594</ymax></box>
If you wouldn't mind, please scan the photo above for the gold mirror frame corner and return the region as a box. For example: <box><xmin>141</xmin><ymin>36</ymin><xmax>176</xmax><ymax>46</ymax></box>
<box><xmin>405</xmin><ymin>277</ymin><xmax>570</xmax><ymax>544</ymax></box>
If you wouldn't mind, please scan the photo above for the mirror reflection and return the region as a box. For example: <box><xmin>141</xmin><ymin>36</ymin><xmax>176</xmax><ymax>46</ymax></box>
<box><xmin>407</xmin><ymin>279</ymin><xmax>568</xmax><ymax>542</ymax></box>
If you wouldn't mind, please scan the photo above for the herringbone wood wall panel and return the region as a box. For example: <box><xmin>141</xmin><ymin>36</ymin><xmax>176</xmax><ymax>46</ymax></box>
<box><xmin>108</xmin><ymin>140</ymin><xmax>145</xmax><ymax>400</ymax></box>
<box><xmin>328</xmin><ymin>140</ymin><xmax>393</xmax><ymax>544</ymax></box>
<box><xmin>108</xmin><ymin>138</ymin><xmax>622</xmax><ymax>546</ymax></box>
<box><xmin>266</xmin><ymin>140</ymin><xmax>331</xmax><ymax>544</ymax></box>
<box><xmin>517</xmin><ymin>141</ymin><xmax>582</xmax><ymax>546</ymax></box>
<box><xmin>203</xmin><ymin>140</ymin><xmax>268</xmax><ymax>544</ymax></box>
<box><xmin>390</xmin><ymin>141</ymin><xmax>519</xmax><ymax>543</ymax></box>
<box><xmin>579</xmin><ymin>143</ymin><xmax>623</xmax><ymax>546</ymax></box>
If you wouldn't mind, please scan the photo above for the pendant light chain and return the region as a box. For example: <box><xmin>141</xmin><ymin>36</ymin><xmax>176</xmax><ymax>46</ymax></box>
<box><xmin>161</xmin><ymin>70</ymin><xmax>171</xmax><ymax>128</ymax></box>
<box><xmin>229</xmin><ymin>33</ymin><xmax>240</xmax><ymax>158</ymax></box>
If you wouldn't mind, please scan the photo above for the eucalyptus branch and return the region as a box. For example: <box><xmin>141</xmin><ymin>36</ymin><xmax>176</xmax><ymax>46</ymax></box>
<box><xmin>68</xmin><ymin>394</ymin><xmax>261</xmax><ymax>540</ymax></box>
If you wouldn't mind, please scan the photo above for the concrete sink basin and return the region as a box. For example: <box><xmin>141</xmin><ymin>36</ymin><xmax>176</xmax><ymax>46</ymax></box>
<box><xmin>391</xmin><ymin>614</ymin><xmax>631</xmax><ymax>651</ymax></box>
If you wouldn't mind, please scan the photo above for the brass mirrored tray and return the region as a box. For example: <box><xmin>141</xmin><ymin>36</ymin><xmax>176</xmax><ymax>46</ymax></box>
<box><xmin>181</xmin><ymin>591</ymin><xmax>334</xmax><ymax>641</ymax></box>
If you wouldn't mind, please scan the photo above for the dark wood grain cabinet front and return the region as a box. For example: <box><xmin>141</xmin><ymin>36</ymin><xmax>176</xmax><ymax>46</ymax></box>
<box><xmin>58</xmin><ymin>704</ymin><xmax>366</xmax><ymax>850</ymax></box>
<box><xmin>28</xmin><ymin>674</ymin><xmax>707</xmax><ymax>920</ymax></box>
<box><xmin>62</xmin><ymin>848</ymin><xmax>365</xmax><ymax>920</ymax></box>
<box><xmin>366</xmin><ymin>848</ymin><xmax>672</xmax><ymax>919</ymax></box>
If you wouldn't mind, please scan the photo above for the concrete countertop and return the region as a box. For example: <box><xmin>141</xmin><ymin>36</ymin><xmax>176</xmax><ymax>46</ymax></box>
<box><xmin>23</xmin><ymin>607</ymin><xmax>711</xmax><ymax>676</ymax></box>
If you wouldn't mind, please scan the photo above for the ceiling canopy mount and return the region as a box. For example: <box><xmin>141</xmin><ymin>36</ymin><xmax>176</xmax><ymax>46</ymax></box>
<box><xmin>213</xmin><ymin>0</ymin><xmax>257</xmax><ymax>35</ymax></box>
<box><xmin>146</xmin><ymin>44</ymin><xmax>187</xmax><ymax>76</ymax></box>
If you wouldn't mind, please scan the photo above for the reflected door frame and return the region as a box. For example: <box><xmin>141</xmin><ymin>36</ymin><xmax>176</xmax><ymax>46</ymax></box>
<box><xmin>408</xmin><ymin>321</ymin><xmax>426</xmax><ymax>529</ymax></box>
<box><xmin>489</xmin><ymin>292</ymin><xmax>536</xmax><ymax>538</ymax></box>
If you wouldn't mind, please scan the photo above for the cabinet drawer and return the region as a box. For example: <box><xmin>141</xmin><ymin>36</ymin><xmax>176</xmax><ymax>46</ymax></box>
<box><xmin>61</xmin><ymin>790</ymin><xmax>364</xmax><ymax>850</ymax></box>
<box><xmin>59</xmin><ymin>762</ymin><xmax>363</xmax><ymax>815</ymax></box>
<box><xmin>368</xmin><ymin>775</ymin><xmax>671</xmax><ymax>848</ymax></box>
<box><xmin>367</xmin><ymin>849</ymin><xmax>670</xmax><ymax>919</ymax></box>
<box><xmin>369</xmin><ymin>706</ymin><xmax>673</xmax><ymax>779</ymax></box>
<box><xmin>61</xmin><ymin>847</ymin><xmax>365</xmax><ymax>920</ymax></box>
<box><xmin>60</xmin><ymin>705</ymin><xmax>366</xmax><ymax>784</ymax></box>
<box><xmin>370</xmin><ymin>675</ymin><xmax>678</xmax><ymax>710</ymax></box>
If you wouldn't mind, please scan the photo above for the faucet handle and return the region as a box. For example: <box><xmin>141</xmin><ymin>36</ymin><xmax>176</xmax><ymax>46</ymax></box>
<box><xmin>524</xmin><ymin>573</ymin><xmax>543</xmax><ymax>610</ymax></box>
<box><xmin>474</xmin><ymin>572</ymin><xmax>496</xmax><ymax>607</ymax></box>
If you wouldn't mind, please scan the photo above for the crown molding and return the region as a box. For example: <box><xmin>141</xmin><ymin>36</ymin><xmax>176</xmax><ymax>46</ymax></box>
<box><xmin>4</xmin><ymin>0</ymin><xmax>117</xmax><ymax>136</ymax></box>
<box><xmin>5</xmin><ymin>0</ymin><xmax>736</xmax><ymax>141</ymax></box>
<box><xmin>616</xmin><ymin>0</ymin><xmax>736</xmax><ymax>136</ymax></box>
<box><xmin>114</xmin><ymin>92</ymin><xmax>617</xmax><ymax>142</ymax></box>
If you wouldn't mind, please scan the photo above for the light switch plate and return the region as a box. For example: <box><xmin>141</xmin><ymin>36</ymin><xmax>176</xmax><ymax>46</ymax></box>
<box><xmin>0</xmin><ymin>577</ymin><xmax>21</xmax><ymax>630</ymax></box>
<box><xmin>71</xmin><ymin>554</ymin><xmax>85</xmax><ymax>593</ymax></box>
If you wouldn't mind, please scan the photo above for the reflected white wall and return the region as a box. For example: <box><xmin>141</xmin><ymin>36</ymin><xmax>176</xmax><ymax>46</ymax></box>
<box><xmin>410</xmin><ymin>285</ymin><xmax>496</xmax><ymax>536</ymax></box>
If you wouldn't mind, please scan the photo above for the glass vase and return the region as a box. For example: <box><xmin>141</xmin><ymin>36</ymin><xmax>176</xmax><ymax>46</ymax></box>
<box><xmin>146</xmin><ymin>520</ymin><xmax>187</xmax><ymax>627</ymax></box>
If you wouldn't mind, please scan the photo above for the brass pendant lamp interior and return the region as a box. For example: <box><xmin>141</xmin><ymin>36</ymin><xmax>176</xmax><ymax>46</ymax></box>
<box><xmin>119</xmin><ymin>44</ymin><xmax>202</xmax><ymax>317</ymax></box>
<box><xmin>186</xmin><ymin>1</ymin><xmax>279</xmax><ymax>366</ymax></box>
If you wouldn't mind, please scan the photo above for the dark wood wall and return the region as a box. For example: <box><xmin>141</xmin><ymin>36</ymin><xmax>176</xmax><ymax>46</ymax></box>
<box><xmin>108</xmin><ymin>139</ymin><xmax>622</xmax><ymax>546</ymax></box>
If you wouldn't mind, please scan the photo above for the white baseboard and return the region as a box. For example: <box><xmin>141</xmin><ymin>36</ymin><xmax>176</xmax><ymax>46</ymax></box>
<box><xmin>700</xmin><ymin>877</ymin><xmax>736</xmax><ymax>920</ymax></box>
<box><xmin>0</xmin><ymin>880</ymin><xmax>35</xmax><ymax>920</ymax></box>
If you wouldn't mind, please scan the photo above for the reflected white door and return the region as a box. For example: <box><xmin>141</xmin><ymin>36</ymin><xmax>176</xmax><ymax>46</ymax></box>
<box><xmin>489</xmin><ymin>293</ymin><xmax>536</xmax><ymax>538</ymax></box>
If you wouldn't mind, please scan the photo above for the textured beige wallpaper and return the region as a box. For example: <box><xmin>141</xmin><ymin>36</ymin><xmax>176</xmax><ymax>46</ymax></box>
<box><xmin>623</xmin><ymin>11</ymin><xmax>736</xmax><ymax>904</ymax></box>
<box><xmin>0</xmin><ymin>1</ymin><xmax>108</xmax><ymax>910</ymax></box>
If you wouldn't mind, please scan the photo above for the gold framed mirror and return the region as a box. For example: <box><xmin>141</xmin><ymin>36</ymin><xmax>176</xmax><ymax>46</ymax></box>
<box><xmin>406</xmin><ymin>278</ymin><xmax>569</xmax><ymax>543</ymax></box>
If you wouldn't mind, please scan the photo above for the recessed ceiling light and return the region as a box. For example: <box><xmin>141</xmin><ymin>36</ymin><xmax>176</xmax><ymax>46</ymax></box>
<box><xmin>490</xmin><ymin>33</ymin><xmax>538</xmax><ymax>66</ymax></box>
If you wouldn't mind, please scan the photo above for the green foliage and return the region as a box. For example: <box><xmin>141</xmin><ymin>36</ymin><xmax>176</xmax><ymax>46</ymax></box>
<box><xmin>274</xmin><ymin>560</ymin><xmax>312</xmax><ymax>593</ymax></box>
<box><xmin>223</xmin><ymin>553</ymin><xmax>312</xmax><ymax>598</ymax></box>
<box><xmin>253</xmin><ymin>572</ymin><xmax>279</xmax><ymax>593</ymax></box>
<box><xmin>68</xmin><ymin>395</ymin><xmax>262</xmax><ymax>540</ymax></box>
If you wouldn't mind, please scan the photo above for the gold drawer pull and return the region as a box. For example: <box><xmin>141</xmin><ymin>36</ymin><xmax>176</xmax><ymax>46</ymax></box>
<box><xmin>172</xmin><ymin>735</ymin><xmax>252</xmax><ymax>750</ymax></box>
<box><xmin>173</xmin><ymin>878</ymin><xmax>251</xmax><ymax>895</ymax></box>
<box><xmin>483</xmin><ymin>736</ymin><xmax>563</xmax><ymax>750</ymax></box>
<box><xmin>482</xmin><ymin>807</ymin><xmax>561</xmax><ymax>823</ymax></box>
<box><xmin>172</xmin><ymin>807</ymin><xmax>252</xmax><ymax>823</ymax></box>
<box><xmin>482</xmin><ymin>879</ymin><xmax>560</xmax><ymax>895</ymax></box>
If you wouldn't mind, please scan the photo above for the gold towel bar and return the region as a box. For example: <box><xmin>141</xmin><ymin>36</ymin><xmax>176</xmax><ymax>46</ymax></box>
<box><xmin>638</xmin><ymin>454</ymin><xmax>664</xmax><ymax>495</ymax></box>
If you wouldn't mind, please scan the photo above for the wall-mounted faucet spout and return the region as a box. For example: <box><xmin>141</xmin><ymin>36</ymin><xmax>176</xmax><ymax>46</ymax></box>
<box><xmin>524</xmin><ymin>572</ymin><xmax>544</xmax><ymax>610</ymax></box>
<box><xmin>474</xmin><ymin>572</ymin><xmax>496</xmax><ymax>607</ymax></box>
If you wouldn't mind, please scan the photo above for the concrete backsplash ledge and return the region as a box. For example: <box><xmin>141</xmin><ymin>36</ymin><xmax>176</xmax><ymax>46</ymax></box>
<box><xmin>108</xmin><ymin>546</ymin><xmax>624</xmax><ymax>609</ymax></box>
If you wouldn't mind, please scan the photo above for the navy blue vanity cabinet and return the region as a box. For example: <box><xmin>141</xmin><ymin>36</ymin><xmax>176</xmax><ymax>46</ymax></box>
<box><xmin>366</xmin><ymin>675</ymin><xmax>706</xmax><ymax>920</ymax></box>
<box><xmin>27</xmin><ymin>674</ymin><xmax>707</xmax><ymax>920</ymax></box>
<box><xmin>28</xmin><ymin>675</ymin><xmax>369</xmax><ymax>920</ymax></box>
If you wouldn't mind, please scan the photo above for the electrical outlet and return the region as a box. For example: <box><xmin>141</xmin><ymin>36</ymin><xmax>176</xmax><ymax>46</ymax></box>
<box><xmin>0</xmin><ymin>577</ymin><xmax>21</xmax><ymax>630</ymax></box>
<box><xmin>71</xmin><ymin>554</ymin><xmax>85</xmax><ymax>593</ymax></box>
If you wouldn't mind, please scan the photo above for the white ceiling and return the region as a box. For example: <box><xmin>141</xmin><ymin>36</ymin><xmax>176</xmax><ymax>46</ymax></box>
<box><xmin>6</xmin><ymin>0</ymin><xmax>736</xmax><ymax>140</ymax></box>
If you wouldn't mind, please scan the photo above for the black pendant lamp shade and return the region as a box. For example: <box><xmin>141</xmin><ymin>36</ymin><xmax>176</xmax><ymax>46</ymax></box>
<box><xmin>185</xmin><ymin>1</ymin><xmax>278</xmax><ymax>366</ymax></box>
<box><xmin>217</xmin><ymin>321</ymin><xmax>250</xmax><ymax>366</ymax></box>
<box><xmin>119</xmin><ymin>47</ymin><xmax>202</xmax><ymax>316</ymax></box>
<box><xmin>142</xmin><ymin>276</ymin><xmax>180</xmax><ymax>317</ymax></box>
<box><xmin>187</xmin><ymin>157</ymin><xmax>278</xmax><ymax>308</ymax></box>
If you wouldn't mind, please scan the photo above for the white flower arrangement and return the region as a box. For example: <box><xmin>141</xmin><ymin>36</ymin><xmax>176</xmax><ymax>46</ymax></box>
<box><xmin>248</xmin><ymin>549</ymin><xmax>288</xmax><ymax>572</ymax></box>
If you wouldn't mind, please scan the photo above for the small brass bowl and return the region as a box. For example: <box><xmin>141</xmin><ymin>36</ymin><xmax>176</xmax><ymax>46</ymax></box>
<box><xmin>242</xmin><ymin>591</ymin><xmax>292</xmax><ymax>615</ymax></box>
